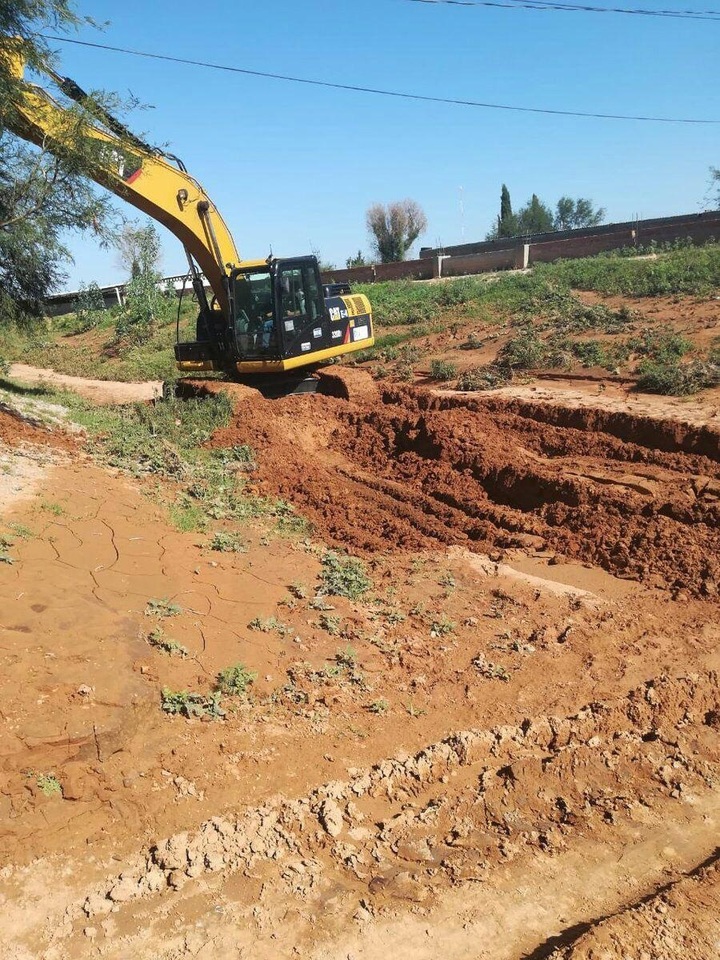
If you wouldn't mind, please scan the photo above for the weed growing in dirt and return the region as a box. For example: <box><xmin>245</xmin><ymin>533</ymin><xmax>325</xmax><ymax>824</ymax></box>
<box><xmin>40</xmin><ymin>501</ymin><xmax>64</xmax><ymax>516</ymax></box>
<box><xmin>215</xmin><ymin>663</ymin><xmax>257</xmax><ymax>697</ymax></box>
<box><xmin>145</xmin><ymin>598</ymin><xmax>182</xmax><ymax>618</ymax></box>
<box><xmin>226</xmin><ymin>444</ymin><xmax>256</xmax><ymax>468</ymax></box>
<box><xmin>147</xmin><ymin>627</ymin><xmax>188</xmax><ymax>657</ymax></box>
<box><xmin>430</xmin><ymin>615</ymin><xmax>456</xmax><ymax>637</ymax></box>
<box><xmin>570</xmin><ymin>339</ymin><xmax>630</xmax><ymax>370</ymax></box>
<box><xmin>208</xmin><ymin>531</ymin><xmax>247</xmax><ymax>553</ymax></box>
<box><xmin>289</xmin><ymin>581</ymin><xmax>309</xmax><ymax>599</ymax></box>
<box><xmin>309</xmin><ymin>596</ymin><xmax>335</xmax><ymax>611</ymax></box>
<box><xmin>393</xmin><ymin>359</ymin><xmax>415</xmax><ymax>382</ymax></box>
<box><xmin>248</xmin><ymin>616</ymin><xmax>290</xmax><ymax>635</ymax></box>
<box><xmin>169</xmin><ymin>499</ymin><xmax>207</xmax><ymax>533</ymax></box>
<box><xmin>523</xmin><ymin>286</ymin><xmax>634</xmax><ymax>335</ymax></box>
<box><xmin>460</xmin><ymin>332</ymin><xmax>485</xmax><ymax>350</ymax></box>
<box><xmin>319</xmin><ymin>614</ymin><xmax>342</xmax><ymax>635</ymax></box>
<box><xmin>37</xmin><ymin>773</ymin><xmax>62</xmax><ymax>797</ymax></box>
<box><xmin>368</xmin><ymin>698</ymin><xmax>389</xmax><ymax>715</ymax></box>
<box><xmin>0</xmin><ymin>535</ymin><xmax>14</xmax><ymax>564</ymax></box>
<box><xmin>7</xmin><ymin>522</ymin><xmax>32</xmax><ymax>539</ymax></box>
<box><xmin>472</xmin><ymin>653</ymin><xmax>510</xmax><ymax>681</ymax></box>
<box><xmin>636</xmin><ymin>358</ymin><xmax>720</xmax><ymax>395</ymax></box>
<box><xmin>319</xmin><ymin>551</ymin><xmax>372</xmax><ymax>600</ymax></box>
<box><xmin>404</xmin><ymin>700</ymin><xmax>426</xmax><ymax>718</ymax></box>
<box><xmin>161</xmin><ymin>687</ymin><xmax>225</xmax><ymax>719</ymax></box>
<box><xmin>455</xmin><ymin>365</ymin><xmax>511</xmax><ymax>392</ymax></box>
<box><xmin>629</xmin><ymin>329</ymin><xmax>692</xmax><ymax>362</ymax></box>
<box><xmin>498</xmin><ymin>324</ymin><xmax>568</xmax><ymax>370</ymax></box>
<box><xmin>429</xmin><ymin>359</ymin><xmax>458</xmax><ymax>381</ymax></box>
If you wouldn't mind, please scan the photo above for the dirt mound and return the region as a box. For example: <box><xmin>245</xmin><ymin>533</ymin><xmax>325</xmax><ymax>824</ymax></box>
<box><xmin>200</xmin><ymin>381</ymin><xmax>720</xmax><ymax>597</ymax></box>
<box><xmin>0</xmin><ymin>406</ymin><xmax>78</xmax><ymax>451</ymax></box>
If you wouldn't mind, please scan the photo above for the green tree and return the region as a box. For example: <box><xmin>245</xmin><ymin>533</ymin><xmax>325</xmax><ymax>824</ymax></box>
<box><xmin>515</xmin><ymin>194</ymin><xmax>554</xmax><ymax>235</ymax></box>
<box><xmin>497</xmin><ymin>183</ymin><xmax>517</xmax><ymax>238</ymax></box>
<box><xmin>554</xmin><ymin>196</ymin><xmax>605</xmax><ymax>230</ymax></box>
<box><xmin>115</xmin><ymin>223</ymin><xmax>172</xmax><ymax>343</ymax></box>
<box><xmin>366</xmin><ymin>199</ymin><xmax>427</xmax><ymax>263</ymax></box>
<box><xmin>116</xmin><ymin>221</ymin><xmax>157</xmax><ymax>278</ymax></box>
<box><xmin>346</xmin><ymin>249</ymin><xmax>368</xmax><ymax>268</ymax></box>
<box><xmin>1</xmin><ymin>4</ymin><xmax>119</xmax><ymax>320</ymax></box>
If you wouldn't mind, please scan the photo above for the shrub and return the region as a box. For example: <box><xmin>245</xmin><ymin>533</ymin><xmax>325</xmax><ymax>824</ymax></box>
<box><xmin>73</xmin><ymin>282</ymin><xmax>106</xmax><ymax>330</ymax></box>
<box><xmin>161</xmin><ymin>687</ymin><xmax>225</xmax><ymax>718</ymax></box>
<box><xmin>636</xmin><ymin>359</ymin><xmax>720</xmax><ymax>395</ymax></box>
<box><xmin>455</xmin><ymin>365</ymin><xmax>510</xmax><ymax>391</ymax></box>
<box><xmin>215</xmin><ymin>663</ymin><xmax>257</xmax><ymax>696</ymax></box>
<box><xmin>429</xmin><ymin>359</ymin><xmax>458</xmax><ymax>381</ymax></box>
<box><xmin>320</xmin><ymin>551</ymin><xmax>372</xmax><ymax>600</ymax></box>
<box><xmin>115</xmin><ymin>272</ymin><xmax>174</xmax><ymax>344</ymax></box>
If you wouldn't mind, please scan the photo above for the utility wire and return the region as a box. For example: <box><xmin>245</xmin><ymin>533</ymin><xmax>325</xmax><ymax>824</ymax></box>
<box><xmin>39</xmin><ymin>34</ymin><xmax>720</xmax><ymax>125</ymax></box>
<box><xmin>406</xmin><ymin>0</ymin><xmax>720</xmax><ymax>19</ymax></box>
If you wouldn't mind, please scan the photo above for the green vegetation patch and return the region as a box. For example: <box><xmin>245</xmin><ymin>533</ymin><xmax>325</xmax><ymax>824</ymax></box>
<box><xmin>538</xmin><ymin>243</ymin><xmax>720</xmax><ymax>297</ymax></box>
<box><xmin>161</xmin><ymin>687</ymin><xmax>225</xmax><ymax>719</ymax></box>
<box><xmin>215</xmin><ymin>663</ymin><xmax>257</xmax><ymax>697</ymax></box>
<box><xmin>319</xmin><ymin>551</ymin><xmax>372</xmax><ymax>600</ymax></box>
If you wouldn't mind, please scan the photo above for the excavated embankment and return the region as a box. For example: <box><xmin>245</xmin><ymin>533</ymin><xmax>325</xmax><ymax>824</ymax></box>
<box><xmin>195</xmin><ymin>380</ymin><xmax>720</xmax><ymax>597</ymax></box>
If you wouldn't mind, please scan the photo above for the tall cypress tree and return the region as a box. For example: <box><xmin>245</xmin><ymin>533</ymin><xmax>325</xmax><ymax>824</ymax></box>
<box><xmin>497</xmin><ymin>184</ymin><xmax>517</xmax><ymax>238</ymax></box>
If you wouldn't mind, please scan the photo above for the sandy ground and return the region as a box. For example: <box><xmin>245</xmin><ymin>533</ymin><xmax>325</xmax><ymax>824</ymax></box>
<box><xmin>7</xmin><ymin>363</ymin><xmax>163</xmax><ymax>404</ymax></box>
<box><xmin>0</xmin><ymin>366</ymin><xmax>719</xmax><ymax>959</ymax></box>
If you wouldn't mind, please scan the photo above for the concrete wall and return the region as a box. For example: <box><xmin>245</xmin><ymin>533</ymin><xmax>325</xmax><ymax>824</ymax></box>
<box><xmin>320</xmin><ymin>211</ymin><xmax>720</xmax><ymax>288</ymax></box>
<box><xmin>419</xmin><ymin>210</ymin><xmax>720</xmax><ymax>260</ymax></box>
<box><xmin>440</xmin><ymin>248</ymin><xmax>517</xmax><ymax>277</ymax></box>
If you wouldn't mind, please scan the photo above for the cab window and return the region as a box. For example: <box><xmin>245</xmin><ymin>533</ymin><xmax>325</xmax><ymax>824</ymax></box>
<box><xmin>279</xmin><ymin>264</ymin><xmax>322</xmax><ymax>323</ymax></box>
<box><xmin>233</xmin><ymin>271</ymin><xmax>275</xmax><ymax>356</ymax></box>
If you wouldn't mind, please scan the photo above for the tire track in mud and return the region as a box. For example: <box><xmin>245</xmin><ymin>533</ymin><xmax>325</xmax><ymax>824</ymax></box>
<box><xmin>542</xmin><ymin>855</ymin><xmax>720</xmax><ymax>960</ymax></box>
<box><xmin>30</xmin><ymin>671</ymin><xmax>720</xmax><ymax>956</ymax></box>
<box><xmin>199</xmin><ymin>380</ymin><xmax>720</xmax><ymax>597</ymax></box>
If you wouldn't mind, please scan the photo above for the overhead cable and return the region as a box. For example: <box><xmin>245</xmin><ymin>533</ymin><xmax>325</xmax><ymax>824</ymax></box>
<box><xmin>405</xmin><ymin>0</ymin><xmax>720</xmax><ymax>19</ymax></box>
<box><xmin>38</xmin><ymin>34</ymin><xmax>720</xmax><ymax>125</ymax></box>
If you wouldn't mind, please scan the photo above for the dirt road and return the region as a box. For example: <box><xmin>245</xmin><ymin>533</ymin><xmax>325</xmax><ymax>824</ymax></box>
<box><xmin>1</xmin><ymin>372</ymin><xmax>719</xmax><ymax>959</ymax></box>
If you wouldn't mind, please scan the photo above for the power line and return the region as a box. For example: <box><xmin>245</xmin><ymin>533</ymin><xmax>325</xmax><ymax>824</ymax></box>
<box><xmin>39</xmin><ymin>34</ymin><xmax>720</xmax><ymax>125</ymax></box>
<box><xmin>405</xmin><ymin>0</ymin><xmax>720</xmax><ymax>19</ymax></box>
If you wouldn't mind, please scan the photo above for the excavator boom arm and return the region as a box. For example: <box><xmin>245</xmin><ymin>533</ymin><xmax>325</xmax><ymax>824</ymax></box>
<box><xmin>2</xmin><ymin>44</ymin><xmax>240</xmax><ymax>317</ymax></box>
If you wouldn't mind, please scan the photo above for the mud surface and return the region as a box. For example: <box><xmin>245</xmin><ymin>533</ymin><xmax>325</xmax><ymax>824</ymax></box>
<box><xmin>2</xmin><ymin>371</ymin><xmax>720</xmax><ymax>959</ymax></box>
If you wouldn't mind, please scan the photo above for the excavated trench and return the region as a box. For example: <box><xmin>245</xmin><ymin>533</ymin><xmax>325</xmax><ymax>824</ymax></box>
<box><xmin>193</xmin><ymin>378</ymin><xmax>720</xmax><ymax>597</ymax></box>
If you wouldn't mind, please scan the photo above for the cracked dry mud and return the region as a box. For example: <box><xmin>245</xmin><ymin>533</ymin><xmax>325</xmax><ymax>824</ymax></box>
<box><xmin>1</xmin><ymin>376</ymin><xmax>720</xmax><ymax>960</ymax></box>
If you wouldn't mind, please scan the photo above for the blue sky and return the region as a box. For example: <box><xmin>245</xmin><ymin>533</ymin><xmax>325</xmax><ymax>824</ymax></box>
<box><xmin>32</xmin><ymin>0</ymin><xmax>720</xmax><ymax>289</ymax></box>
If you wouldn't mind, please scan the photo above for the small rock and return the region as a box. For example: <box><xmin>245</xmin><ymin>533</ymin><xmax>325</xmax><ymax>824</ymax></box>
<box><xmin>108</xmin><ymin>876</ymin><xmax>137</xmax><ymax>903</ymax></box>
<box><xmin>145</xmin><ymin>867</ymin><xmax>166</xmax><ymax>892</ymax></box>
<box><xmin>77</xmin><ymin>684</ymin><xmax>93</xmax><ymax>697</ymax></box>
<box><xmin>319</xmin><ymin>799</ymin><xmax>344</xmax><ymax>837</ymax></box>
<box><xmin>83</xmin><ymin>893</ymin><xmax>112</xmax><ymax>917</ymax></box>
<box><xmin>83</xmin><ymin>927</ymin><xmax>97</xmax><ymax>940</ymax></box>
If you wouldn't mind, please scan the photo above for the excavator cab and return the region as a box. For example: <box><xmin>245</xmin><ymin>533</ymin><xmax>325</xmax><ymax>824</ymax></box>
<box><xmin>176</xmin><ymin>256</ymin><xmax>374</xmax><ymax>376</ymax></box>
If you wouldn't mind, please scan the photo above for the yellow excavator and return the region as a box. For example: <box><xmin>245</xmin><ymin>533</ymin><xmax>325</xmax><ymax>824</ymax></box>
<box><xmin>1</xmin><ymin>41</ymin><xmax>374</xmax><ymax>388</ymax></box>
